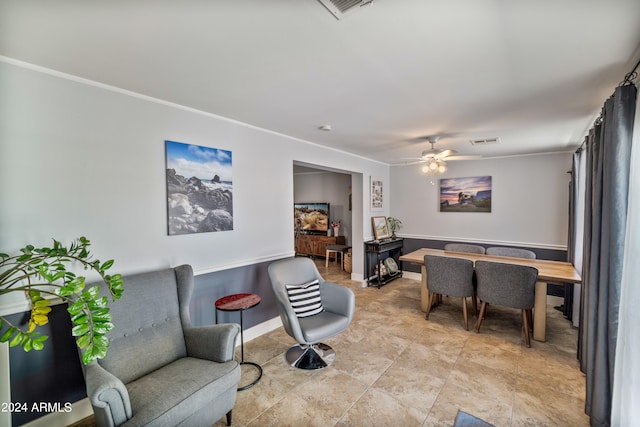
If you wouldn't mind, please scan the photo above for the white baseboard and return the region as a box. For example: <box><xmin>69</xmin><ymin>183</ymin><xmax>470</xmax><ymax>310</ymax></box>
<box><xmin>242</xmin><ymin>316</ymin><xmax>283</xmax><ymax>343</ymax></box>
<box><xmin>402</xmin><ymin>271</ymin><xmax>421</xmax><ymax>281</ymax></box>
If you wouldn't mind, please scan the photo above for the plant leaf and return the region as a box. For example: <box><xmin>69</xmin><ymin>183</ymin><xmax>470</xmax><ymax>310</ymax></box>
<box><xmin>76</xmin><ymin>334</ymin><xmax>91</xmax><ymax>349</ymax></box>
<box><xmin>100</xmin><ymin>259</ymin><xmax>114</xmax><ymax>270</ymax></box>
<box><xmin>9</xmin><ymin>331</ymin><xmax>23</xmax><ymax>347</ymax></box>
<box><xmin>31</xmin><ymin>339</ymin><xmax>45</xmax><ymax>351</ymax></box>
<box><xmin>0</xmin><ymin>327</ymin><xmax>15</xmax><ymax>342</ymax></box>
<box><xmin>71</xmin><ymin>313</ymin><xmax>88</xmax><ymax>324</ymax></box>
<box><xmin>67</xmin><ymin>300</ymin><xmax>85</xmax><ymax>316</ymax></box>
<box><xmin>72</xmin><ymin>323</ymin><xmax>90</xmax><ymax>337</ymax></box>
<box><xmin>93</xmin><ymin>322</ymin><xmax>114</xmax><ymax>335</ymax></box>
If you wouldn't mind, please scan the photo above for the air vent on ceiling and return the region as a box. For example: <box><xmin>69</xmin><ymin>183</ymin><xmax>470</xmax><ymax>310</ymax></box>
<box><xmin>317</xmin><ymin>0</ymin><xmax>375</xmax><ymax>20</ymax></box>
<box><xmin>470</xmin><ymin>137</ymin><xmax>501</xmax><ymax>146</ymax></box>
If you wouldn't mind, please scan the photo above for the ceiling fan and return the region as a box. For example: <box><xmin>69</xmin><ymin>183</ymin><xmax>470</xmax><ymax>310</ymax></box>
<box><xmin>399</xmin><ymin>136</ymin><xmax>479</xmax><ymax>169</ymax></box>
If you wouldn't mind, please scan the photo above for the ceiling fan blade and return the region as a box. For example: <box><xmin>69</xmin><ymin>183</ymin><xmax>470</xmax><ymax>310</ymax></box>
<box><xmin>391</xmin><ymin>160</ymin><xmax>425</xmax><ymax>166</ymax></box>
<box><xmin>435</xmin><ymin>149</ymin><xmax>457</xmax><ymax>159</ymax></box>
<box><xmin>446</xmin><ymin>155</ymin><xmax>482</xmax><ymax>161</ymax></box>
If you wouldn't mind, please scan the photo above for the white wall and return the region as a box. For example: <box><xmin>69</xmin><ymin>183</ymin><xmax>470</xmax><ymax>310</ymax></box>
<box><xmin>390</xmin><ymin>152</ymin><xmax>572</xmax><ymax>249</ymax></box>
<box><xmin>0</xmin><ymin>59</ymin><xmax>389</xmax><ymax>309</ymax></box>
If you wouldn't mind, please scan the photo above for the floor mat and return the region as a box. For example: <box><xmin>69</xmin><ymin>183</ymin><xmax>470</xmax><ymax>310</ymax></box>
<box><xmin>453</xmin><ymin>410</ymin><xmax>495</xmax><ymax>427</ymax></box>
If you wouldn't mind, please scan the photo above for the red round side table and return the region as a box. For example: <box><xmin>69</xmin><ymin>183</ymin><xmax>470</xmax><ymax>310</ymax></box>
<box><xmin>215</xmin><ymin>293</ymin><xmax>263</xmax><ymax>390</ymax></box>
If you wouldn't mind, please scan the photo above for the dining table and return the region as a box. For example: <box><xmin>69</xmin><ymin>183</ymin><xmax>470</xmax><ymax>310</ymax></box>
<box><xmin>399</xmin><ymin>248</ymin><xmax>582</xmax><ymax>342</ymax></box>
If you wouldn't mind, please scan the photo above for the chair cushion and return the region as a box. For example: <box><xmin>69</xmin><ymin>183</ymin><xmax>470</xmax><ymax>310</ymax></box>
<box><xmin>326</xmin><ymin>244</ymin><xmax>349</xmax><ymax>252</ymax></box>
<box><xmin>100</xmin><ymin>268</ymin><xmax>188</xmax><ymax>384</ymax></box>
<box><xmin>298</xmin><ymin>311</ymin><xmax>351</xmax><ymax>343</ymax></box>
<box><xmin>124</xmin><ymin>357</ymin><xmax>240</xmax><ymax>427</ymax></box>
<box><xmin>286</xmin><ymin>279</ymin><xmax>324</xmax><ymax>318</ymax></box>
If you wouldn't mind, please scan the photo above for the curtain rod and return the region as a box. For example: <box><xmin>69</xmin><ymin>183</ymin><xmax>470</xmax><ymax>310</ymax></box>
<box><xmin>620</xmin><ymin>56</ymin><xmax>640</xmax><ymax>86</ymax></box>
<box><xmin>577</xmin><ymin>56</ymin><xmax>640</xmax><ymax>153</ymax></box>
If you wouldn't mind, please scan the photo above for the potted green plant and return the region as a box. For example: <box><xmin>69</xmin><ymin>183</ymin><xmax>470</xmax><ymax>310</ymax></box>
<box><xmin>0</xmin><ymin>237</ymin><xmax>123</xmax><ymax>365</ymax></box>
<box><xmin>386</xmin><ymin>217</ymin><xmax>403</xmax><ymax>239</ymax></box>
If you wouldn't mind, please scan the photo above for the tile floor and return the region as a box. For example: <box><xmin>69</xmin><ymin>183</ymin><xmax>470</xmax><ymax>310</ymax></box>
<box><xmin>73</xmin><ymin>259</ymin><xmax>589</xmax><ymax>427</ymax></box>
<box><xmin>215</xmin><ymin>259</ymin><xmax>589</xmax><ymax>427</ymax></box>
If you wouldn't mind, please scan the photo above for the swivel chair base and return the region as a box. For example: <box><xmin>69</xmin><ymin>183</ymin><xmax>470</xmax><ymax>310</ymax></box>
<box><xmin>286</xmin><ymin>343</ymin><xmax>335</xmax><ymax>370</ymax></box>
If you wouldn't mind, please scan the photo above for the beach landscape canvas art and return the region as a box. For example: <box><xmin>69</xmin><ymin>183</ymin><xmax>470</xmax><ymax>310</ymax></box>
<box><xmin>439</xmin><ymin>176</ymin><xmax>492</xmax><ymax>213</ymax></box>
<box><xmin>165</xmin><ymin>140</ymin><xmax>233</xmax><ymax>235</ymax></box>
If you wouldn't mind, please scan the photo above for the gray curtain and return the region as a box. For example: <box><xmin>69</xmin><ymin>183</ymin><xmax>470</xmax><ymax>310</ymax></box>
<box><xmin>579</xmin><ymin>84</ymin><xmax>636</xmax><ymax>426</ymax></box>
<box><xmin>566</xmin><ymin>149</ymin><xmax>585</xmax><ymax>323</ymax></box>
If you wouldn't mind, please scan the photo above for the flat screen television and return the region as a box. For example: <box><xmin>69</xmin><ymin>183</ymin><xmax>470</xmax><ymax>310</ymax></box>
<box><xmin>294</xmin><ymin>202</ymin><xmax>330</xmax><ymax>235</ymax></box>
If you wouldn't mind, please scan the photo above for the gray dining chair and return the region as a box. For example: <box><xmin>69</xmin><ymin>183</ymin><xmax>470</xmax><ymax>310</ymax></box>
<box><xmin>444</xmin><ymin>243</ymin><xmax>486</xmax><ymax>254</ymax></box>
<box><xmin>424</xmin><ymin>255</ymin><xmax>476</xmax><ymax>330</ymax></box>
<box><xmin>486</xmin><ymin>246</ymin><xmax>536</xmax><ymax>259</ymax></box>
<box><xmin>268</xmin><ymin>257</ymin><xmax>355</xmax><ymax>369</ymax></box>
<box><xmin>474</xmin><ymin>260</ymin><xmax>538</xmax><ymax>347</ymax></box>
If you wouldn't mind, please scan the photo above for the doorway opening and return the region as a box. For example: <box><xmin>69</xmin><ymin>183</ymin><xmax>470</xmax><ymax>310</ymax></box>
<box><xmin>293</xmin><ymin>161</ymin><xmax>364</xmax><ymax>280</ymax></box>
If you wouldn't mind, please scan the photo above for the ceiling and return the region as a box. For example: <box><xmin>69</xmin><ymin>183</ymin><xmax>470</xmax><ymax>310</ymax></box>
<box><xmin>2</xmin><ymin>0</ymin><xmax>640</xmax><ymax>164</ymax></box>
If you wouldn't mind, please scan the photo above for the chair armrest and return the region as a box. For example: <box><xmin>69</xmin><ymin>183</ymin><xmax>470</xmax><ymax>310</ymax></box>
<box><xmin>84</xmin><ymin>362</ymin><xmax>131</xmax><ymax>427</ymax></box>
<box><xmin>184</xmin><ymin>323</ymin><xmax>241</xmax><ymax>363</ymax></box>
<box><xmin>321</xmin><ymin>281</ymin><xmax>355</xmax><ymax>319</ymax></box>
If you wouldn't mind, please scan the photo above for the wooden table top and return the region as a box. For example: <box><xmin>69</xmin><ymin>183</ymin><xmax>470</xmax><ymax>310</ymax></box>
<box><xmin>400</xmin><ymin>248</ymin><xmax>582</xmax><ymax>285</ymax></box>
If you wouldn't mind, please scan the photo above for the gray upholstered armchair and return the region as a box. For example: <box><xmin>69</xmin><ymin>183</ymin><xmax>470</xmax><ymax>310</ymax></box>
<box><xmin>268</xmin><ymin>257</ymin><xmax>354</xmax><ymax>370</ymax></box>
<box><xmin>83</xmin><ymin>265</ymin><xmax>241</xmax><ymax>427</ymax></box>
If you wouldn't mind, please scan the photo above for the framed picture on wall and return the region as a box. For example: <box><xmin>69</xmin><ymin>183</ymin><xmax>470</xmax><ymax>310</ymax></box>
<box><xmin>371</xmin><ymin>177</ymin><xmax>384</xmax><ymax>210</ymax></box>
<box><xmin>439</xmin><ymin>176</ymin><xmax>492</xmax><ymax>213</ymax></box>
<box><xmin>372</xmin><ymin>216</ymin><xmax>391</xmax><ymax>240</ymax></box>
<box><xmin>165</xmin><ymin>140</ymin><xmax>233</xmax><ymax>235</ymax></box>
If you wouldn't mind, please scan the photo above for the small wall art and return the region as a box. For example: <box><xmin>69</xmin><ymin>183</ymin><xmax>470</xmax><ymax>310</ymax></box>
<box><xmin>371</xmin><ymin>216</ymin><xmax>390</xmax><ymax>240</ymax></box>
<box><xmin>439</xmin><ymin>176</ymin><xmax>492</xmax><ymax>213</ymax></box>
<box><xmin>165</xmin><ymin>140</ymin><xmax>233</xmax><ymax>235</ymax></box>
<box><xmin>371</xmin><ymin>177</ymin><xmax>384</xmax><ymax>210</ymax></box>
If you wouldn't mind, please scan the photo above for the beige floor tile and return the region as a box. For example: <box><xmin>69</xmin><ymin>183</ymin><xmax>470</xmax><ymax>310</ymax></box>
<box><xmin>512</xmin><ymin>379</ymin><xmax>590</xmax><ymax>426</ymax></box>
<box><xmin>336</xmin><ymin>387</ymin><xmax>427</xmax><ymax>427</ymax></box>
<box><xmin>426</xmin><ymin>380</ymin><xmax>514</xmax><ymax>427</ymax></box>
<box><xmin>77</xmin><ymin>259</ymin><xmax>589</xmax><ymax>427</ymax></box>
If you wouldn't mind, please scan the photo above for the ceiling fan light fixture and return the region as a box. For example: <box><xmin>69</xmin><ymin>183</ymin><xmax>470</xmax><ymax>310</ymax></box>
<box><xmin>420</xmin><ymin>156</ymin><xmax>447</xmax><ymax>184</ymax></box>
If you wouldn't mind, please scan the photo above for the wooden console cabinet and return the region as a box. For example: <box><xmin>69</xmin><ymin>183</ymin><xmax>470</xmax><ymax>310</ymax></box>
<box><xmin>295</xmin><ymin>234</ymin><xmax>346</xmax><ymax>258</ymax></box>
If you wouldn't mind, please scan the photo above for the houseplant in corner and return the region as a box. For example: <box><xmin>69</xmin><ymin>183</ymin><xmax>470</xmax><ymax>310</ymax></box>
<box><xmin>386</xmin><ymin>217</ymin><xmax>403</xmax><ymax>239</ymax></box>
<box><xmin>0</xmin><ymin>236</ymin><xmax>123</xmax><ymax>365</ymax></box>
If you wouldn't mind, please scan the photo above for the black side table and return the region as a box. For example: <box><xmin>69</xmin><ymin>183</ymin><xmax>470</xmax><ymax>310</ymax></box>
<box><xmin>215</xmin><ymin>293</ymin><xmax>263</xmax><ymax>390</ymax></box>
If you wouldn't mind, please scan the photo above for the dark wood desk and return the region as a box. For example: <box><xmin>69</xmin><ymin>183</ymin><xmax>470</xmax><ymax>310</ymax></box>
<box><xmin>399</xmin><ymin>248</ymin><xmax>581</xmax><ymax>342</ymax></box>
<box><xmin>364</xmin><ymin>238</ymin><xmax>404</xmax><ymax>287</ymax></box>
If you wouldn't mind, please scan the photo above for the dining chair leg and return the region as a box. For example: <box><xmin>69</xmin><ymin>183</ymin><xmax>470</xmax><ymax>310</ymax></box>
<box><xmin>522</xmin><ymin>309</ymin><xmax>531</xmax><ymax>347</ymax></box>
<box><xmin>462</xmin><ymin>297</ymin><xmax>469</xmax><ymax>330</ymax></box>
<box><xmin>475</xmin><ymin>302</ymin><xmax>488</xmax><ymax>332</ymax></box>
<box><xmin>472</xmin><ymin>292</ymin><xmax>478</xmax><ymax>316</ymax></box>
<box><xmin>526</xmin><ymin>309</ymin><xmax>533</xmax><ymax>334</ymax></box>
